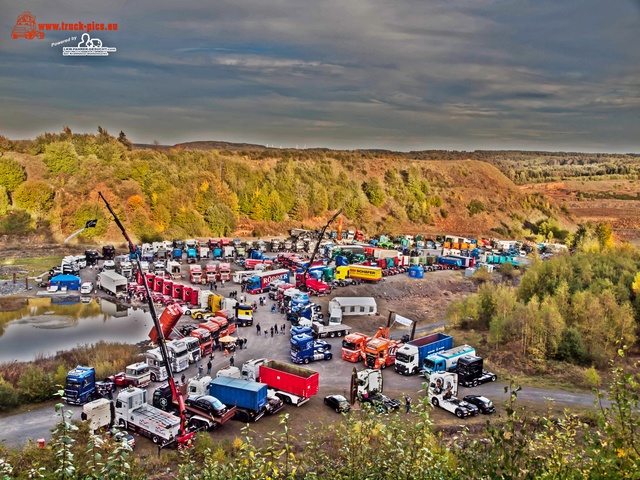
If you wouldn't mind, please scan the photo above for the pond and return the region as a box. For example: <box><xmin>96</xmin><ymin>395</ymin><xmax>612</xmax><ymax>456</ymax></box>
<box><xmin>0</xmin><ymin>296</ymin><xmax>154</xmax><ymax>362</ymax></box>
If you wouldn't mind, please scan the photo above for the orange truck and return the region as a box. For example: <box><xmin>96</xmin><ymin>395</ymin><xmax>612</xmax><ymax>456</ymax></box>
<box><xmin>341</xmin><ymin>332</ymin><xmax>370</xmax><ymax>362</ymax></box>
<box><xmin>362</xmin><ymin>337</ymin><xmax>403</xmax><ymax>370</ymax></box>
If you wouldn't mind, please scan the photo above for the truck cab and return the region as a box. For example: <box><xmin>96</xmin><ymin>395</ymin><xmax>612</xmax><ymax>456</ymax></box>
<box><xmin>183</xmin><ymin>336</ymin><xmax>202</xmax><ymax>364</ymax></box>
<box><xmin>64</xmin><ymin>366</ymin><xmax>97</xmax><ymax>405</ymax></box>
<box><xmin>190</xmin><ymin>265</ymin><xmax>203</xmax><ymax>284</ymax></box>
<box><xmin>190</xmin><ymin>328</ymin><xmax>213</xmax><ymax>357</ymax></box>
<box><xmin>234</xmin><ymin>303</ymin><xmax>254</xmax><ymax>327</ymax></box>
<box><xmin>363</xmin><ymin>338</ymin><xmax>402</xmax><ymax>370</ymax></box>
<box><xmin>341</xmin><ymin>333</ymin><xmax>369</xmax><ymax>362</ymax></box>
<box><xmin>290</xmin><ymin>334</ymin><xmax>333</xmax><ymax>364</ymax></box>
<box><xmin>110</xmin><ymin>362</ymin><xmax>151</xmax><ymax>388</ymax></box>
<box><xmin>427</xmin><ymin>372</ymin><xmax>478</xmax><ymax>419</ymax></box>
<box><xmin>455</xmin><ymin>355</ymin><xmax>497</xmax><ymax>387</ymax></box>
<box><xmin>145</xmin><ymin>348</ymin><xmax>169</xmax><ymax>382</ymax></box>
<box><xmin>166</xmin><ymin>340</ymin><xmax>190</xmax><ymax>373</ymax></box>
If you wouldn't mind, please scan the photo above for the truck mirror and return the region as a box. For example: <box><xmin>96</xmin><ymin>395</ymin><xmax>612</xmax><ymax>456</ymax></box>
<box><xmin>429</xmin><ymin>383</ymin><xmax>435</xmax><ymax>388</ymax></box>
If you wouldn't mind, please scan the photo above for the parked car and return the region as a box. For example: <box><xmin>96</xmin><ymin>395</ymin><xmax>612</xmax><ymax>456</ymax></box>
<box><xmin>80</xmin><ymin>282</ymin><xmax>94</xmax><ymax>294</ymax></box>
<box><xmin>110</xmin><ymin>429</ymin><xmax>136</xmax><ymax>449</ymax></box>
<box><xmin>324</xmin><ymin>394</ymin><xmax>351</xmax><ymax>414</ymax></box>
<box><xmin>185</xmin><ymin>395</ymin><xmax>228</xmax><ymax>417</ymax></box>
<box><xmin>462</xmin><ymin>395</ymin><xmax>495</xmax><ymax>414</ymax></box>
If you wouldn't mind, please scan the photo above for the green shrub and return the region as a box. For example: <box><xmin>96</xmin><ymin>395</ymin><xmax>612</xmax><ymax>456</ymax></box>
<box><xmin>13</xmin><ymin>180</ymin><xmax>55</xmax><ymax>215</ymax></box>
<box><xmin>17</xmin><ymin>365</ymin><xmax>56</xmax><ymax>402</ymax></box>
<box><xmin>583</xmin><ymin>365</ymin><xmax>601</xmax><ymax>388</ymax></box>
<box><xmin>0</xmin><ymin>157</ymin><xmax>26</xmax><ymax>192</ymax></box>
<box><xmin>0</xmin><ymin>376</ymin><xmax>20</xmax><ymax>411</ymax></box>
<box><xmin>43</xmin><ymin>141</ymin><xmax>79</xmax><ymax>175</ymax></box>
<box><xmin>556</xmin><ymin>328</ymin><xmax>586</xmax><ymax>364</ymax></box>
<box><xmin>440</xmin><ymin>208</ymin><xmax>448</xmax><ymax>218</ymax></box>
<box><xmin>0</xmin><ymin>209</ymin><xmax>33</xmax><ymax>235</ymax></box>
<box><xmin>466</xmin><ymin>199</ymin><xmax>487</xmax><ymax>216</ymax></box>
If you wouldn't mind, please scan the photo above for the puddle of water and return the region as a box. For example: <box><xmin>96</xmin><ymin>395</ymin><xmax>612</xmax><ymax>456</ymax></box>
<box><xmin>0</xmin><ymin>297</ymin><xmax>154</xmax><ymax>362</ymax></box>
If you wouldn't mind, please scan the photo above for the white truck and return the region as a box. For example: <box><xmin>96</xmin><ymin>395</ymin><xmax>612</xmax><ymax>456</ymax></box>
<box><xmin>312</xmin><ymin>322</ymin><xmax>352</xmax><ymax>339</ymax></box>
<box><xmin>166</xmin><ymin>340</ymin><xmax>190</xmax><ymax>373</ymax></box>
<box><xmin>182</xmin><ymin>336</ymin><xmax>202</xmax><ymax>364</ymax></box>
<box><xmin>145</xmin><ymin>348</ymin><xmax>169</xmax><ymax>382</ymax></box>
<box><xmin>81</xmin><ymin>398</ymin><xmax>114</xmax><ymax>432</ymax></box>
<box><xmin>115</xmin><ymin>387</ymin><xmax>182</xmax><ymax>447</ymax></box>
<box><xmin>98</xmin><ymin>270</ymin><xmax>128</xmax><ymax>298</ymax></box>
<box><xmin>426</xmin><ymin>372</ymin><xmax>478</xmax><ymax>419</ymax></box>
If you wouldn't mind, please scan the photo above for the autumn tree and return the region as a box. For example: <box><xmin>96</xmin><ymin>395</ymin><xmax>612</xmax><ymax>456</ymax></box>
<box><xmin>43</xmin><ymin>142</ymin><xmax>79</xmax><ymax>175</ymax></box>
<box><xmin>13</xmin><ymin>180</ymin><xmax>55</xmax><ymax>216</ymax></box>
<box><xmin>0</xmin><ymin>157</ymin><xmax>26</xmax><ymax>192</ymax></box>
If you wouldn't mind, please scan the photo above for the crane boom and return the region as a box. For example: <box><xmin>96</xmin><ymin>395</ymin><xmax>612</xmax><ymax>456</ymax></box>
<box><xmin>98</xmin><ymin>192</ymin><xmax>192</xmax><ymax>446</ymax></box>
<box><xmin>302</xmin><ymin>208</ymin><xmax>342</xmax><ymax>279</ymax></box>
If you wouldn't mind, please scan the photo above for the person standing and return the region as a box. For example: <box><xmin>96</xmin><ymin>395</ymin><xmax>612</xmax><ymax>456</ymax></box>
<box><xmin>256</xmin><ymin>323</ymin><xmax>261</xmax><ymax>336</ymax></box>
<box><xmin>281</xmin><ymin>323</ymin><xmax>286</xmax><ymax>334</ymax></box>
<box><xmin>213</xmin><ymin>283</ymin><xmax>218</xmax><ymax>292</ymax></box>
<box><xmin>229</xmin><ymin>354</ymin><xmax>235</xmax><ymax>367</ymax></box>
<box><xmin>405</xmin><ymin>395</ymin><xmax>412</xmax><ymax>414</ymax></box>
<box><xmin>180</xmin><ymin>373</ymin><xmax>186</xmax><ymax>385</ymax></box>
<box><xmin>270</xmin><ymin>326</ymin><xmax>274</xmax><ymax>337</ymax></box>
<box><xmin>271</xmin><ymin>304</ymin><xmax>276</xmax><ymax>314</ymax></box>
<box><xmin>264</xmin><ymin>330</ymin><xmax>268</xmax><ymax>339</ymax></box>
<box><xmin>198</xmin><ymin>363</ymin><xmax>203</xmax><ymax>378</ymax></box>
<box><xmin>207</xmin><ymin>359</ymin><xmax>212</xmax><ymax>375</ymax></box>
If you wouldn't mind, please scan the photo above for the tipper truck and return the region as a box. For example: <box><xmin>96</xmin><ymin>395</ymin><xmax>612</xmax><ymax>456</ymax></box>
<box><xmin>115</xmin><ymin>387</ymin><xmax>184</xmax><ymax>447</ymax></box>
<box><xmin>394</xmin><ymin>333</ymin><xmax>453</xmax><ymax>376</ymax></box>
<box><xmin>255</xmin><ymin>359</ymin><xmax>319</xmax><ymax>406</ymax></box>
<box><xmin>422</xmin><ymin>345</ymin><xmax>476</xmax><ymax>378</ymax></box>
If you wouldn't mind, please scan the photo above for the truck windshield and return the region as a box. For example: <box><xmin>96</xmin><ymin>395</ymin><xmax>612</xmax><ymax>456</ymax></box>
<box><xmin>395</xmin><ymin>352</ymin><xmax>412</xmax><ymax>363</ymax></box>
<box><xmin>342</xmin><ymin>341</ymin><xmax>358</xmax><ymax>350</ymax></box>
<box><xmin>291</xmin><ymin>345</ymin><xmax>300</xmax><ymax>353</ymax></box>
<box><xmin>66</xmin><ymin>380</ymin><xmax>81</xmax><ymax>387</ymax></box>
<box><xmin>423</xmin><ymin>359</ymin><xmax>436</xmax><ymax>370</ymax></box>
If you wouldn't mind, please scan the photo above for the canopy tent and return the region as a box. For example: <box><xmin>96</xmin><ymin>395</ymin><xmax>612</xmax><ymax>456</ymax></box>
<box><xmin>49</xmin><ymin>274</ymin><xmax>81</xmax><ymax>290</ymax></box>
<box><xmin>218</xmin><ymin>335</ymin><xmax>237</xmax><ymax>343</ymax></box>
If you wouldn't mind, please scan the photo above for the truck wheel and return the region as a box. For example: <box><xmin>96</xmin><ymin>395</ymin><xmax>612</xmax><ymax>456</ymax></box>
<box><xmin>431</xmin><ymin>398</ymin><xmax>439</xmax><ymax>407</ymax></box>
<box><xmin>472</xmin><ymin>379</ymin><xmax>478</xmax><ymax>387</ymax></box>
<box><xmin>336</xmin><ymin>331</ymin><xmax>343</xmax><ymax>337</ymax></box>
<box><xmin>324</xmin><ymin>398</ymin><xmax>329</xmax><ymax>405</ymax></box>
<box><xmin>329</xmin><ymin>332</ymin><xmax>336</xmax><ymax>338</ymax></box>
<box><xmin>152</xmin><ymin>435</ymin><xmax>160</xmax><ymax>444</ymax></box>
<box><xmin>381</xmin><ymin>363</ymin><xmax>386</xmax><ymax>369</ymax></box>
<box><xmin>455</xmin><ymin>409</ymin><xmax>464</xmax><ymax>419</ymax></box>
<box><xmin>304</xmin><ymin>358</ymin><xmax>310</xmax><ymax>364</ymax></box>
<box><xmin>491</xmin><ymin>375</ymin><xmax>497</xmax><ymax>382</ymax></box>
<box><xmin>150</xmin><ymin>373</ymin><xmax>157</xmax><ymax>382</ymax></box>
<box><xmin>184</xmin><ymin>310</ymin><xmax>191</xmax><ymax>316</ymax></box>
<box><xmin>326</xmin><ymin>353</ymin><xmax>333</xmax><ymax>360</ymax></box>
<box><xmin>119</xmin><ymin>419</ymin><xmax>127</xmax><ymax>429</ymax></box>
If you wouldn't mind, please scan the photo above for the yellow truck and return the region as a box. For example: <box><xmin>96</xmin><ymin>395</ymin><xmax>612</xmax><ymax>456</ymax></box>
<box><xmin>335</xmin><ymin>265</ymin><xmax>382</xmax><ymax>284</ymax></box>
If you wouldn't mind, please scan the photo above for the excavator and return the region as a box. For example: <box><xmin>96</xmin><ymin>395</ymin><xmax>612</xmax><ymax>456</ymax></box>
<box><xmin>99</xmin><ymin>192</ymin><xmax>194</xmax><ymax>448</ymax></box>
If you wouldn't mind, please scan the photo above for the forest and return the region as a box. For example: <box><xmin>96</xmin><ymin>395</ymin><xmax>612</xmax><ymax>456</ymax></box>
<box><xmin>0</xmin><ymin>129</ymin><xmax>574</xmax><ymax>242</ymax></box>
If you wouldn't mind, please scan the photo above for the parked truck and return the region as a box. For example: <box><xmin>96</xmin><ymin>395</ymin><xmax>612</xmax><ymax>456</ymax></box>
<box><xmin>64</xmin><ymin>366</ymin><xmax>100</xmax><ymax>405</ymax></box>
<box><xmin>312</xmin><ymin>322</ymin><xmax>351</xmax><ymax>339</ymax></box>
<box><xmin>98</xmin><ymin>270</ymin><xmax>128</xmax><ymax>297</ymax></box>
<box><xmin>422</xmin><ymin>345</ymin><xmax>476</xmax><ymax>378</ymax></box>
<box><xmin>190</xmin><ymin>265</ymin><xmax>203</xmax><ymax>284</ymax></box>
<box><xmin>115</xmin><ymin>387</ymin><xmax>184</xmax><ymax>447</ymax></box>
<box><xmin>205</xmin><ymin>264</ymin><xmax>217</xmax><ymax>283</ymax></box>
<box><xmin>290</xmin><ymin>334</ymin><xmax>333</xmax><ymax>364</ymax></box>
<box><xmin>146</xmin><ymin>347</ymin><xmax>169</xmax><ymax>382</ymax></box>
<box><xmin>152</xmin><ymin>383</ymin><xmax>235</xmax><ymax>431</ymax></box>
<box><xmin>394</xmin><ymin>333</ymin><xmax>453</xmax><ymax>376</ymax></box>
<box><xmin>190</xmin><ymin>327</ymin><xmax>214</xmax><ymax>357</ymax></box>
<box><xmin>81</xmin><ymin>398</ymin><xmax>114</xmax><ymax>433</ymax></box>
<box><xmin>334</xmin><ymin>265</ymin><xmax>382</xmax><ymax>285</ymax></box>
<box><xmin>203</xmin><ymin>376</ymin><xmax>283</xmax><ymax>422</ymax></box>
<box><xmin>295</xmin><ymin>273</ymin><xmax>331</xmax><ymax>296</ymax></box>
<box><xmin>166</xmin><ymin>339</ymin><xmax>190</xmax><ymax>373</ymax></box>
<box><xmin>455</xmin><ymin>355</ymin><xmax>497</xmax><ymax>387</ymax></box>
<box><xmin>245</xmin><ymin>269</ymin><xmax>291</xmax><ymax>294</ymax></box>
<box><xmin>109</xmin><ymin>362</ymin><xmax>151</xmax><ymax>388</ymax></box>
<box><xmin>234</xmin><ymin>303</ymin><xmax>254</xmax><ymax>327</ymax></box>
<box><xmin>243</xmin><ymin>359</ymin><xmax>320</xmax><ymax>406</ymax></box>
<box><xmin>363</xmin><ymin>337</ymin><xmax>403</xmax><ymax>370</ymax></box>
<box><xmin>341</xmin><ymin>332</ymin><xmax>370</xmax><ymax>362</ymax></box>
<box><xmin>218</xmin><ymin>263</ymin><xmax>231</xmax><ymax>282</ymax></box>
<box><xmin>187</xmin><ymin>248</ymin><xmax>197</xmax><ymax>264</ymax></box>
<box><xmin>426</xmin><ymin>372</ymin><xmax>478</xmax><ymax>419</ymax></box>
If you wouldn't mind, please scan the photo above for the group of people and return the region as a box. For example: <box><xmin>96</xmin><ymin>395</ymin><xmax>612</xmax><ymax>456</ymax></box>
<box><xmin>255</xmin><ymin>322</ymin><xmax>286</xmax><ymax>337</ymax></box>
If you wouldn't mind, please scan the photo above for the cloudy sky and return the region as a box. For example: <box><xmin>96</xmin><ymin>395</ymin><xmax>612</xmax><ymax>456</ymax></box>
<box><xmin>1</xmin><ymin>0</ymin><xmax>639</xmax><ymax>152</ymax></box>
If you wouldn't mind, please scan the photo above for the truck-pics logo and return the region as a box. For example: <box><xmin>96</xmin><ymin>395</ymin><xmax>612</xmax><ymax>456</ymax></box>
<box><xmin>62</xmin><ymin>33</ymin><xmax>116</xmax><ymax>56</ymax></box>
<box><xmin>11</xmin><ymin>11</ymin><xmax>44</xmax><ymax>40</ymax></box>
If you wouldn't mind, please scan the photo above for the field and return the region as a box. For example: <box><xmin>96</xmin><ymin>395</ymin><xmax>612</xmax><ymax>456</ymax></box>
<box><xmin>523</xmin><ymin>179</ymin><xmax>640</xmax><ymax>244</ymax></box>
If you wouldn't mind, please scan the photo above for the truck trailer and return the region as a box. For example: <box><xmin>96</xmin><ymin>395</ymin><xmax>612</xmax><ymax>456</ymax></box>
<box><xmin>256</xmin><ymin>360</ymin><xmax>319</xmax><ymax>406</ymax></box>
<box><xmin>98</xmin><ymin>270</ymin><xmax>128</xmax><ymax>297</ymax></box>
<box><xmin>394</xmin><ymin>333</ymin><xmax>453</xmax><ymax>376</ymax></box>
<box><xmin>245</xmin><ymin>269</ymin><xmax>291</xmax><ymax>294</ymax></box>
<box><xmin>422</xmin><ymin>345</ymin><xmax>476</xmax><ymax>378</ymax></box>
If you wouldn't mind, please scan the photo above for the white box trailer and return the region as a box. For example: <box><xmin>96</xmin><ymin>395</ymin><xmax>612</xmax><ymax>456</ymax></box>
<box><xmin>98</xmin><ymin>270</ymin><xmax>128</xmax><ymax>297</ymax></box>
<box><xmin>328</xmin><ymin>297</ymin><xmax>377</xmax><ymax>317</ymax></box>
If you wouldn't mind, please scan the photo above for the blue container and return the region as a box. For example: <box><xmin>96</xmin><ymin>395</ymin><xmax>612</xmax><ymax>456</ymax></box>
<box><xmin>209</xmin><ymin>377</ymin><xmax>267</xmax><ymax>411</ymax></box>
<box><xmin>408</xmin><ymin>266</ymin><xmax>424</xmax><ymax>278</ymax></box>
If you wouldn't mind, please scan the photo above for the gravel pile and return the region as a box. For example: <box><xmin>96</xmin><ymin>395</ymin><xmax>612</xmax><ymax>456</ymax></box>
<box><xmin>0</xmin><ymin>280</ymin><xmax>29</xmax><ymax>296</ymax></box>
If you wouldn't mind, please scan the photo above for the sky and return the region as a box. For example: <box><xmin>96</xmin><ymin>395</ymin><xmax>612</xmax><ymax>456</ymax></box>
<box><xmin>1</xmin><ymin>0</ymin><xmax>639</xmax><ymax>152</ymax></box>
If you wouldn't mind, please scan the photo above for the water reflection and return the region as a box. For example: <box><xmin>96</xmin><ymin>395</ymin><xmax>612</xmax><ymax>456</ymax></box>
<box><xmin>0</xmin><ymin>297</ymin><xmax>153</xmax><ymax>362</ymax></box>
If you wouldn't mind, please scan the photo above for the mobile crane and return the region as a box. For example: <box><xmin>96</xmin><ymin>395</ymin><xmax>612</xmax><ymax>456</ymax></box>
<box><xmin>99</xmin><ymin>192</ymin><xmax>194</xmax><ymax>448</ymax></box>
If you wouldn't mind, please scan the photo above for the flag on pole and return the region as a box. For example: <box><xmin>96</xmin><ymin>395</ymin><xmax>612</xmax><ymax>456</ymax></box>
<box><xmin>395</xmin><ymin>314</ymin><xmax>413</xmax><ymax>327</ymax></box>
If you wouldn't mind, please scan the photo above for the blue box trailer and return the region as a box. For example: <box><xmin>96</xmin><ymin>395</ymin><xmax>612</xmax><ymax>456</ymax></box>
<box><xmin>394</xmin><ymin>333</ymin><xmax>453</xmax><ymax>375</ymax></box>
<box><xmin>209</xmin><ymin>376</ymin><xmax>267</xmax><ymax>412</ymax></box>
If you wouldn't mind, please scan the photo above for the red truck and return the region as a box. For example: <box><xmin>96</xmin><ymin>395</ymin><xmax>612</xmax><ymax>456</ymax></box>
<box><xmin>240</xmin><ymin>359</ymin><xmax>319</xmax><ymax>406</ymax></box>
<box><xmin>295</xmin><ymin>273</ymin><xmax>331</xmax><ymax>296</ymax></box>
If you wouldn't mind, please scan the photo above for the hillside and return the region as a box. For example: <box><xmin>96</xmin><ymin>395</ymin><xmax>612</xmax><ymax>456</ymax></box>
<box><xmin>0</xmin><ymin>129</ymin><xmax>573</xmax><ymax>244</ymax></box>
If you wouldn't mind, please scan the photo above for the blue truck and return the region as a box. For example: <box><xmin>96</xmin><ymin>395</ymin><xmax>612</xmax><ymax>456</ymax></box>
<box><xmin>290</xmin><ymin>333</ymin><xmax>333</xmax><ymax>364</ymax></box>
<box><xmin>187</xmin><ymin>248</ymin><xmax>197</xmax><ymax>264</ymax></box>
<box><xmin>437</xmin><ymin>256</ymin><xmax>464</xmax><ymax>269</ymax></box>
<box><xmin>172</xmin><ymin>248</ymin><xmax>183</xmax><ymax>262</ymax></box>
<box><xmin>287</xmin><ymin>303</ymin><xmax>322</xmax><ymax>326</ymax></box>
<box><xmin>422</xmin><ymin>345</ymin><xmax>476</xmax><ymax>378</ymax></box>
<box><xmin>64</xmin><ymin>366</ymin><xmax>114</xmax><ymax>405</ymax></box>
<box><xmin>394</xmin><ymin>333</ymin><xmax>453</xmax><ymax>375</ymax></box>
<box><xmin>207</xmin><ymin>376</ymin><xmax>282</xmax><ymax>422</ymax></box>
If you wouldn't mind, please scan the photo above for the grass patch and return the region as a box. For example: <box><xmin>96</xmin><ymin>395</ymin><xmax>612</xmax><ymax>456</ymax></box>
<box><xmin>0</xmin><ymin>255</ymin><xmax>64</xmax><ymax>279</ymax></box>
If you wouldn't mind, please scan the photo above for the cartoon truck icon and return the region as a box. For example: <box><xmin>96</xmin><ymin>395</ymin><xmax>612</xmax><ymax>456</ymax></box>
<box><xmin>12</xmin><ymin>11</ymin><xmax>44</xmax><ymax>40</ymax></box>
